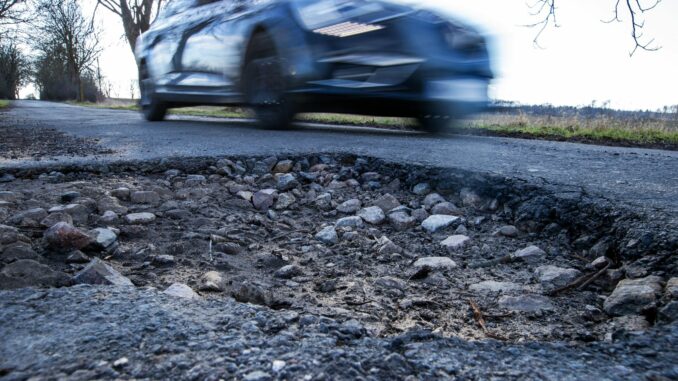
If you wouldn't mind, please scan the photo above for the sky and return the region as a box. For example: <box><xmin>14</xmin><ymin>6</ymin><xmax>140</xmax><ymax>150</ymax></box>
<box><xmin>37</xmin><ymin>0</ymin><xmax>677</xmax><ymax>110</ymax></box>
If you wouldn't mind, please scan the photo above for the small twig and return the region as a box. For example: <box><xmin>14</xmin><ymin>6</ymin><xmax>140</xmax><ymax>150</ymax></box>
<box><xmin>208</xmin><ymin>238</ymin><xmax>213</xmax><ymax>262</ymax></box>
<box><xmin>549</xmin><ymin>262</ymin><xmax>611</xmax><ymax>296</ymax></box>
<box><xmin>469</xmin><ymin>299</ymin><xmax>487</xmax><ymax>333</ymax></box>
<box><xmin>577</xmin><ymin>262</ymin><xmax>611</xmax><ymax>291</ymax></box>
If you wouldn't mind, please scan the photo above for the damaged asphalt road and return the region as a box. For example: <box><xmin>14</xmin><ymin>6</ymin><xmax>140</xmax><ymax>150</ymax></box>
<box><xmin>1</xmin><ymin>100</ymin><xmax>677</xmax><ymax>214</ymax></box>
<box><xmin>0</xmin><ymin>102</ymin><xmax>677</xmax><ymax>380</ymax></box>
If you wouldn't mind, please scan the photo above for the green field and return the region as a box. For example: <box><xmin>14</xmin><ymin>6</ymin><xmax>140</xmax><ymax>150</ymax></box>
<box><xmin>71</xmin><ymin>100</ymin><xmax>678</xmax><ymax>149</ymax></box>
<box><xmin>0</xmin><ymin>100</ymin><xmax>10</xmax><ymax>109</ymax></box>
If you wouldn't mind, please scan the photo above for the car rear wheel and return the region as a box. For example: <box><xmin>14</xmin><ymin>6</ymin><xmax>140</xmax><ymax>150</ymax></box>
<box><xmin>139</xmin><ymin>66</ymin><xmax>167</xmax><ymax>122</ymax></box>
<box><xmin>243</xmin><ymin>34</ymin><xmax>294</xmax><ymax>129</ymax></box>
<box><xmin>416</xmin><ymin>115</ymin><xmax>452</xmax><ymax>134</ymax></box>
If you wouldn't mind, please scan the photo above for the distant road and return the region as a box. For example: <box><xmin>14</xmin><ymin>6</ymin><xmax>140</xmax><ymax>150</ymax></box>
<box><xmin>2</xmin><ymin>100</ymin><xmax>677</xmax><ymax>212</ymax></box>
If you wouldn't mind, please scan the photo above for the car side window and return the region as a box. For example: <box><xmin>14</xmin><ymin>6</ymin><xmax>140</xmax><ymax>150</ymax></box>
<box><xmin>158</xmin><ymin>0</ymin><xmax>198</xmax><ymax>19</ymax></box>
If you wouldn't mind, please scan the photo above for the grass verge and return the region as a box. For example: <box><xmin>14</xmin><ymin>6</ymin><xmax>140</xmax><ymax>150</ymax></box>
<box><xmin>70</xmin><ymin>100</ymin><xmax>678</xmax><ymax>150</ymax></box>
<box><xmin>0</xmin><ymin>100</ymin><xmax>10</xmax><ymax>109</ymax></box>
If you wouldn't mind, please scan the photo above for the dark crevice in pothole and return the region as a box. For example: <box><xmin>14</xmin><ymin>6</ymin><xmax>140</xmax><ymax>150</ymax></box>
<box><xmin>0</xmin><ymin>154</ymin><xmax>676</xmax><ymax>345</ymax></box>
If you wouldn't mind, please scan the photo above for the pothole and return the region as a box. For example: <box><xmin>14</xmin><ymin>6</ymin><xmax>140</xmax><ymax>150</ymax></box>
<box><xmin>0</xmin><ymin>155</ymin><xmax>676</xmax><ymax>344</ymax></box>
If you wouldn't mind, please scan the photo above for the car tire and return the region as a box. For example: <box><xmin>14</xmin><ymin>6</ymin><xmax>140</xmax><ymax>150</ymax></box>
<box><xmin>416</xmin><ymin>115</ymin><xmax>451</xmax><ymax>134</ymax></box>
<box><xmin>139</xmin><ymin>66</ymin><xmax>167</xmax><ymax>122</ymax></box>
<box><xmin>243</xmin><ymin>34</ymin><xmax>294</xmax><ymax>129</ymax></box>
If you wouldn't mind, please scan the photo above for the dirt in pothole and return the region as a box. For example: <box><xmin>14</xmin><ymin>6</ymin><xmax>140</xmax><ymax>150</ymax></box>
<box><xmin>0</xmin><ymin>155</ymin><xmax>675</xmax><ymax>344</ymax></box>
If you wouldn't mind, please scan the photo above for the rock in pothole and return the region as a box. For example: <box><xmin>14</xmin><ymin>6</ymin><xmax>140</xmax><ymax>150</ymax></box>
<box><xmin>44</xmin><ymin>222</ymin><xmax>92</xmax><ymax>252</ymax></box>
<box><xmin>603</xmin><ymin>276</ymin><xmax>663</xmax><ymax>316</ymax></box>
<box><xmin>337</xmin><ymin>199</ymin><xmax>361</xmax><ymax>214</ymax></box>
<box><xmin>72</xmin><ymin>258</ymin><xmax>133</xmax><ymax>287</ymax></box>
<box><xmin>0</xmin><ymin>259</ymin><xmax>69</xmax><ymax>289</ymax></box>
<box><xmin>357</xmin><ymin>206</ymin><xmax>385</xmax><ymax>225</ymax></box>
<box><xmin>534</xmin><ymin>265</ymin><xmax>582</xmax><ymax>292</ymax></box>
<box><xmin>373</xmin><ymin>193</ymin><xmax>400</xmax><ymax>213</ymax></box>
<box><xmin>124</xmin><ymin>212</ymin><xmax>156</xmax><ymax>225</ymax></box>
<box><xmin>413</xmin><ymin>257</ymin><xmax>457</xmax><ymax>271</ymax></box>
<box><xmin>199</xmin><ymin>271</ymin><xmax>227</xmax><ymax>292</ymax></box>
<box><xmin>388</xmin><ymin>211</ymin><xmax>416</xmax><ymax>231</ymax></box>
<box><xmin>421</xmin><ymin>215</ymin><xmax>460</xmax><ymax>234</ymax></box>
<box><xmin>440</xmin><ymin>235</ymin><xmax>470</xmax><ymax>252</ymax></box>
<box><xmin>163</xmin><ymin>283</ymin><xmax>200</xmax><ymax>299</ymax></box>
<box><xmin>335</xmin><ymin>216</ymin><xmax>363</xmax><ymax>229</ymax></box>
<box><xmin>469</xmin><ymin>280</ymin><xmax>524</xmax><ymax>294</ymax></box>
<box><xmin>315</xmin><ymin>226</ymin><xmax>338</xmax><ymax>244</ymax></box>
<box><xmin>511</xmin><ymin>245</ymin><xmax>546</xmax><ymax>264</ymax></box>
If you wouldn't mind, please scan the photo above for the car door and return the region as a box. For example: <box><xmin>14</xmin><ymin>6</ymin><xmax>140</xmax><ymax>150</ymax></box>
<box><xmin>173</xmin><ymin>0</ymin><xmax>242</xmax><ymax>96</ymax></box>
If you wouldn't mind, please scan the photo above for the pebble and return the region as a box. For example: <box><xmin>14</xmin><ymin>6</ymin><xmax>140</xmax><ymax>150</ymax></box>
<box><xmin>273</xmin><ymin>160</ymin><xmax>293</xmax><ymax>173</ymax></box>
<box><xmin>665</xmin><ymin>277</ymin><xmax>678</xmax><ymax>299</ymax></box>
<box><xmin>497</xmin><ymin>225</ymin><xmax>519</xmax><ymax>237</ymax></box>
<box><xmin>199</xmin><ymin>271</ymin><xmax>227</xmax><ymax>292</ymax></box>
<box><xmin>40</xmin><ymin>212</ymin><xmax>73</xmax><ymax>228</ymax></box>
<box><xmin>276</xmin><ymin>173</ymin><xmax>299</xmax><ymax>191</ymax></box>
<box><xmin>315</xmin><ymin>226</ymin><xmax>338</xmax><ymax>244</ymax></box>
<box><xmin>274</xmin><ymin>193</ymin><xmax>296</xmax><ymax>210</ymax></box>
<box><xmin>423</xmin><ymin>193</ymin><xmax>445</xmax><ymax>208</ymax></box>
<box><xmin>163</xmin><ymin>283</ymin><xmax>200</xmax><ymax>299</ymax></box>
<box><xmin>237</xmin><ymin>190</ymin><xmax>253</xmax><ymax>201</ymax></box>
<box><xmin>72</xmin><ymin>258</ymin><xmax>134</xmax><ymax>287</ymax></box>
<box><xmin>357</xmin><ymin>206</ymin><xmax>385</xmax><ymax>225</ymax></box>
<box><xmin>534</xmin><ymin>265</ymin><xmax>582</xmax><ymax>292</ymax></box>
<box><xmin>413</xmin><ymin>257</ymin><xmax>457</xmax><ymax>271</ymax></box>
<box><xmin>60</xmin><ymin>191</ymin><xmax>80</xmax><ymax>203</ymax></box>
<box><xmin>337</xmin><ymin>199</ymin><xmax>361</xmax><ymax>213</ymax></box>
<box><xmin>66</xmin><ymin>250</ymin><xmax>90</xmax><ymax>263</ymax></box>
<box><xmin>421</xmin><ymin>215</ymin><xmax>460</xmax><ymax>233</ymax></box>
<box><xmin>388</xmin><ymin>211</ymin><xmax>416</xmax><ymax>231</ymax></box>
<box><xmin>373</xmin><ymin>193</ymin><xmax>400</xmax><ymax>213</ymax></box>
<box><xmin>274</xmin><ymin>264</ymin><xmax>303</xmax><ymax>279</ymax></box>
<box><xmin>111</xmin><ymin>187</ymin><xmax>130</xmax><ymax>200</ymax></box>
<box><xmin>99</xmin><ymin>210</ymin><xmax>119</xmax><ymax>224</ymax></box>
<box><xmin>124</xmin><ymin>212</ymin><xmax>156</xmax><ymax>224</ymax></box>
<box><xmin>431</xmin><ymin>202</ymin><xmax>461</xmax><ymax>216</ymax></box>
<box><xmin>335</xmin><ymin>216</ymin><xmax>363</xmax><ymax>228</ymax></box>
<box><xmin>511</xmin><ymin>245</ymin><xmax>546</xmax><ymax>263</ymax></box>
<box><xmin>130</xmin><ymin>191</ymin><xmax>160</xmax><ymax>205</ymax></box>
<box><xmin>460</xmin><ymin>188</ymin><xmax>482</xmax><ymax>208</ymax></box>
<box><xmin>440</xmin><ymin>235</ymin><xmax>470</xmax><ymax>251</ymax></box>
<box><xmin>89</xmin><ymin>228</ymin><xmax>118</xmax><ymax>249</ymax></box>
<box><xmin>253</xmin><ymin>189</ymin><xmax>277</xmax><ymax>210</ymax></box>
<box><xmin>412</xmin><ymin>182</ymin><xmax>431</xmax><ymax>195</ymax></box>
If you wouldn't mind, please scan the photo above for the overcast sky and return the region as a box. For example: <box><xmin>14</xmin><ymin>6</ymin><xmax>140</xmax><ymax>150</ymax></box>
<box><xmin>71</xmin><ymin>0</ymin><xmax>677</xmax><ymax>110</ymax></box>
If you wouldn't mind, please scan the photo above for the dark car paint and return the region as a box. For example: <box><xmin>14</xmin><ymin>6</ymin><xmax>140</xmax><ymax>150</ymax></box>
<box><xmin>136</xmin><ymin>0</ymin><xmax>493</xmax><ymax>118</ymax></box>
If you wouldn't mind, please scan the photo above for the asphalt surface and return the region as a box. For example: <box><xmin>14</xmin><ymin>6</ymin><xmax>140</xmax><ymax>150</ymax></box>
<box><xmin>2</xmin><ymin>100</ymin><xmax>677</xmax><ymax>213</ymax></box>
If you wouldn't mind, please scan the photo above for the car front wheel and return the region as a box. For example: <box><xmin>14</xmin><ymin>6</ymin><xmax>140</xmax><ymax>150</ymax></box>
<box><xmin>139</xmin><ymin>66</ymin><xmax>167</xmax><ymax>122</ymax></box>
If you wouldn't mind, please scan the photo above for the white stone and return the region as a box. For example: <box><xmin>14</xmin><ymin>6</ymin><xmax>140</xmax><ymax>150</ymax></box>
<box><xmin>413</xmin><ymin>257</ymin><xmax>457</xmax><ymax>271</ymax></box>
<box><xmin>357</xmin><ymin>206</ymin><xmax>385</xmax><ymax>225</ymax></box>
<box><xmin>421</xmin><ymin>215</ymin><xmax>460</xmax><ymax>233</ymax></box>
<box><xmin>511</xmin><ymin>245</ymin><xmax>546</xmax><ymax>263</ymax></box>
<box><xmin>335</xmin><ymin>216</ymin><xmax>364</xmax><ymax>228</ymax></box>
<box><xmin>163</xmin><ymin>283</ymin><xmax>200</xmax><ymax>299</ymax></box>
<box><xmin>124</xmin><ymin>212</ymin><xmax>156</xmax><ymax>224</ymax></box>
<box><xmin>440</xmin><ymin>235</ymin><xmax>470</xmax><ymax>251</ymax></box>
<box><xmin>315</xmin><ymin>226</ymin><xmax>338</xmax><ymax>244</ymax></box>
<box><xmin>535</xmin><ymin>265</ymin><xmax>582</xmax><ymax>292</ymax></box>
<box><xmin>469</xmin><ymin>280</ymin><xmax>523</xmax><ymax>293</ymax></box>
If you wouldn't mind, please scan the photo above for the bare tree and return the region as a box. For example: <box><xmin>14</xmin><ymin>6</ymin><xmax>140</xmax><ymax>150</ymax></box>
<box><xmin>0</xmin><ymin>40</ymin><xmax>30</xmax><ymax>99</ymax></box>
<box><xmin>33</xmin><ymin>0</ymin><xmax>102</xmax><ymax>101</ymax></box>
<box><xmin>95</xmin><ymin>0</ymin><xmax>164</xmax><ymax>56</ymax></box>
<box><xmin>527</xmin><ymin>0</ymin><xmax>662</xmax><ymax>55</ymax></box>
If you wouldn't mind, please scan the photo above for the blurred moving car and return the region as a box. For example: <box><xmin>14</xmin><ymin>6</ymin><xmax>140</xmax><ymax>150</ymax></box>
<box><xmin>135</xmin><ymin>0</ymin><xmax>493</xmax><ymax>132</ymax></box>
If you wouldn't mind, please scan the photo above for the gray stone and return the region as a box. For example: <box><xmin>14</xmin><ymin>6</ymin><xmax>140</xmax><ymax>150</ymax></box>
<box><xmin>411</xmin><ymin>207</ymin><xmax>429</xmax><ymax>222</ymax></box>
<box><xmin>469</xmin><ymin>280</ymin><xmax>524</xmax><ymax>293</ymax></box>
<box><xmin>666</xmin><ymin>277</ymin><xmax>678</xmax><ymax>299</ymax></box>
<box><xmin>274</xmin><ymin>264</ymin><xmax>303</xmax><ymax>279</ymax></box>
<box><xmin>413</xmin><ymin>257</ymin><xmax>457</xmax><ymax>271</ymax></box>
<box><xmin>274</xmin><ymin>193</ymin><xmax>296</xmax><ymax>210</ymax></box>
<box><xmin>337</xmin><ymin>199</ymin><xmax>361</xmax><ymax>213</ymax></box>
<box><xmin>603</xmin><ymin>276</ymin><xmax>663</xmax><ymax>316</ymax></box>
<box><xmin>253</xmin><ymin>189</ymin><xmax>277</xmax><ymax>211</ymax></box>
<box><xmin>421</xmin><ymin>215</ymin><xmax>460</xmax><ymax>233</ymax></box>
<box><xmin>163</xmin><ymin>283</ymin><xmax>200</xmax><ymax>299</ymax></box>
<box><xmin>72</xmin><ymin>258</ymin><xmax>134</xmax><ymax>287</ymax></box>
<box><xmin>315</xmin><ymin>226</ymin><xmax>338</xmax><ymax>244</ymax></box>
<box><xmin>377</xmin><ymin>237</ymin><xmax>403</xmax><ymax>256</ymax></box>
<box><xmin>276</xmin><ymin>173</ymin><xmax>299</xmax><ymax>191</ymax></box>
<box><xmin>357</xmin><ymin>206</ymin><xmax>385</xmax><ymax>225</ymax></box>
<box><xmin>130</xmin><ymin>191</ymin><xmax>160</xmax><ymax>205</ymax></box>
<box><xmin>440</xmin><ymin>235</ymin><xmax>470</xmax><ymax>251</ymax></box>
<box><xmin>273</xmin><ymin>160</ymin><xmax>293</xmax><ymax>173</ymax></box>
<box><xmin>374</xmin><ymin>276</ymin><xmax>406</xmax><ymax>291</ymax></box>
<box><xmin>40</xmin><ymin>212</ymin><xmax>73</xmax><ymax>228</ymax></box>
<box><xmin>314</xmin><ymin>193</ymin><xmax>332</xmax><ymax>210</ymax></box>
<box><xmin>44</xmin><ymin>222</ymin><xmax>92</xmax><ymax>251</ymax></box>
<box><xmin>0</xmin><ymin>259</ymin><xmax>69</xmax><ymax>289</ymax></box>
<box><xmin>460</xmin><ymin>188</ymin><xmax>482</xmax><ymax>208</ymax></box>
<box><xmin>535</xmin><ymin>265</ymin><xmax>582</xmax><ymax>292</ymax></box>
<box><xmin>99</xmin><ymin>210</ymin><xmax>119</xmax><ymax>224</ymax></box>
<box><xmin>199</xmin><ymin>271</ymin><xmax>226</xmax><ymax>292</ymax></box>
<box><xmin>373</xmin><ymin>193</ymin><xmax>400</xmax><ymax>213</ymax></box>
<box><xmin>0</xmin><ymin>191</ymin><xmax>17</xmax><ymax>203</ymax></box>
<box><xmin>10</xmin><ymin>208</ymin><xmax>47</xmax><ymax>227</ymax></box>
<box><xmin>185</xmin><ymin>174</ymin><xmax>206</xmax><ymax>186</ymax></box>
<box><xmin>498</xmin><ymin>225</ymin><xmax>519</xmax><ymax>237</ymax></box>
<box><xmin>658</xmin><ymin>301</ymin><xmax>678</xmax><ymax>323</ymax></box>
<box><xmin>152</xmin><ymin>255</ymin><xmax>175</xmax><ymax>266</ymax></box>
<box><xmin>423</xmin><ymin>193</ymin><xmax>445</xmax><ymax>208</ymax></box>
<box><xmin>111</xmin><ymin>187</ymin><xmax>131</xmax><ymax>200</ymax></box>
<box><xmin>243</xmin><ymin>370</ymin><xmax>271</xmax><ymax>381</ymax></box>
<box><xmin>89</xmin><ymin>228</ymin><xmax>117</xmax><ymax>249</ymax></box>
<box><xmin>498</xmin><ymin>294</ymin><xmax>554</xmax><ymax>312</ymax></box>
<box><xmin>97</xmin><ymin>196</ymin><xmax>128</xmax><ymax>215</ymax></box>
<box><xmin>66</xmin><ymin>250</ymin><xmax>90</xmax><ymax>263</ymax></box>
<box><xmin>431</xmin><ymin>202</ymin><xmax>461</xmax><ymax>216</ymax></box>
<box><xmin>335</xmin><ymin>216</ymin><xmax>364</xmax><ymax>228</ymax></box>
<box><xmin>124</xmin><ymin>212</ymin><xmax>156</xmax><ymax>224</ymax></box>
<box><xmin>511</xmin><ymin>245</ymin><xmax>546</xmax><ymax>263</ymax></box>
<box><xmin>236</xmin><ymin>190</ymin><xmax>253</xmax><ymax>201</ymax></box>
<box><xmin>388</xmin><ymin>211</ymin><xmax>416</xmax><ymax>231</ymax></box>
<box><xmin>412</xmin><ymin>182</ymin><xmax>431</xmax><ymax>195</ymax></box>
<box><xmin>0</xmin><ymin>224</ymin><xmax>22</xmax><ymax>245</ymax></box>
<box><xmin>0</xmin><ymin>243</ymin><xmax>40</xmax><ymax>262</ymax></box>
